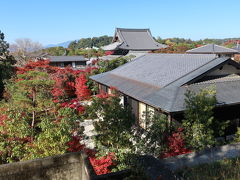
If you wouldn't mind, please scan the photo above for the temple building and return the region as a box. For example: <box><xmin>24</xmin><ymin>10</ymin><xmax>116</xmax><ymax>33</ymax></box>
<box><xmin>101</xmin><ymin>28</ymin><xmax>167</xmax><ymax>58</ymax></box>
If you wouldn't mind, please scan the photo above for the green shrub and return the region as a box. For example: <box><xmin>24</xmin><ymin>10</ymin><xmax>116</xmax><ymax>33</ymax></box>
<box><xmin>183</xmin><ymin>88</ymin><xmax>217</xmax><ymax>150</ymax></box>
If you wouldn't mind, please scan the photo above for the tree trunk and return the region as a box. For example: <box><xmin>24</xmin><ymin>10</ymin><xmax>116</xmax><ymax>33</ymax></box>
<box><xmin>31</xmin><ymin>87</ymin><xmax>36</xmax><ymax>137</ymax></box>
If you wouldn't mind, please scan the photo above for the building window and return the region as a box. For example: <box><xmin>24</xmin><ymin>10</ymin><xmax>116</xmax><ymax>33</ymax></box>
<box><xmin>103</xmin><ymin>86</ymin><xmax>107</xmax><ymax>93</ymax></box>
<box><xmin>130</xmin><ymin>98</ymin><xmax>139</xmax><ymax>122</ymax></box>
<box><xmin>99</xmin><ymin>84</ymin><xmax>108</xmax><ymax>93</ymax></box>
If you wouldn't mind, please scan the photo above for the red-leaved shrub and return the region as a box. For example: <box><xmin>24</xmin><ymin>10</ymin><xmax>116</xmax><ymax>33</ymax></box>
<box><xmin>161</xmin><ymin>128</ymin><xmax>192</xmax><ymax>158</ymax></box>
<box><xmin>67</xmin><ymin>135</ymin><xmax>115</xmax><ymax>175</ymax></box>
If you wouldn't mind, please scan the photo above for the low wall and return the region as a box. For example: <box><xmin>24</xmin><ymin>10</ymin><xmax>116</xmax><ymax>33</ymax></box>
<box><xmin>0</xmin><ymin>152</ymin><xmax>132</xmax><ymax>180</ymax></box>
<box><xmin>0</xmin><ymin>152</ymin><xmax>90</xmax><ymax>180</ymax></box>
<box><xmin>1</xmin><ymin>143</ymin><xmax>239</xmax><ymax>180</ymax></box>
<box><xmin>160</xmin><ymin>142</ymin><xmax>240</xmax><ymax>171</ymax></box>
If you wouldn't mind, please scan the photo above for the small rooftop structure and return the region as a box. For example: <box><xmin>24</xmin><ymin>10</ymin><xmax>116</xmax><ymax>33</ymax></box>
<box><xmin>102</xmin><ymin>28</ymin><xmax>167</xmax><ymax>52</ymax></box>
<box><xmin>186</xmin><ymin>44</ymin><xmax>238</xmax><ymax>55</ymax></box>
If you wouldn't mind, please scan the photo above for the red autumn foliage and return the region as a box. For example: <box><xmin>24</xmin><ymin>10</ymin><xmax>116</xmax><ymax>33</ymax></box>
<box><xmin>7</xmin><ymin>137</ymin><xmax>32</xmax><ymax>143</ymax></box>
<box><xmin>0</xmin><ymin>114</ymin><xmax>7</xmax><ymax>126</ymax></box>
<box><xmin>96</xmin><ymin>87</ymin><xmax>117</xmax><ymax>99</ymax></box>
<box><xmin>16</xmin><ymin>60</ymin><xmax>93</xmax><ymax>103</ymax></box>
<box><xmin>60</xmin><ymin>99</ymin><xmax>85</xmax><ymax>113</ymax></box>
<box><xmin>224</xmin><ymin>39</ymin><xmax>240</xmax><ymax>46</ymax></box>
<box><xmin>105</xmin><ymin>51</ymin><xmax>114</xmax><ymax>56</ymax></box>
<box><xmin>196</xmin><ymin>44</ymin><xmax>203</xmax><ymax>48</ymax></box>
<box><xmin>84</xmin><ymin>66</ymin><xmax>99</xmax><ymax>74</ymax></box>
<box><xmin>75</xmin><ymin>73</ymin><xmax>91</xmax><ymax>100</ymax></box>
<box><xmin>51</xmin><ymin>68</ymin><xmax>79</xmax><ymax>100</ymax></box>
<box><xmin>89</xmin><ymin>153</ymin><xmax>115</xmax><ymax>175</ymax></box>
<box><xmin>161</xmin><ymin>128</ymin><xmax>192</xmax><ymax>158</ymax></box>
<box><xmin>91</xmin><ymin>59</ymin><xmax>99</xmax><ymax>65</ymax></box>
<box><xmin>96</xmin><ymin>91</ymin><xmax>109</xmax><ymax>99</ymax></box>
<box><xmin>67</xmin><ymin>136</ymin><xmax>115</xmax><ymax>175</ymax></box>
<box><xmin>16</xmin><ymin>60</ymin><xmax>59</xmax><ymax>74</ymax></box>
<box><xmin>66</xmin><ymin>136</ymin><xmax>85</xmax><ymax>152</ymax></box>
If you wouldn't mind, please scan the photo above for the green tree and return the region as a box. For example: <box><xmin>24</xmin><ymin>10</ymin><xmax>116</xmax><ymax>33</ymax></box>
<box><xmin>23</xmin><ymin>108</ymin><xmax>77</xmax><ymax>160</ymax></box>
<box><xmin>0</xmin><ymin>69</ymin><xmax>78</xmax><ymax>163</ymax></box>
<box><xmin>9</xmin><ymin>71</ymin><xmax>54</xmax><ymax>134</ymax></box>
<box><xmin>68</xmin><ymin>36</ymin><xmax>112</xmax><ymax>49</ymax></box>
<box><xmin>236</xmin><ymin>128</ymin><xmax>240</xmax><ymax>142</ymax></box>
<box><xmin>87</xmin><ymin>92</ymin><xmax>134</xmax><ymax>149</ymax></box>
<box><xmin>183</xmin><ymin>88</ymin><xmax>217</xmax><ymax>150</ymax></box>
<box><xmin>42</xmin><ymin>46</ymin><xmax>66</xmax><ymax>56</ymax></box>
<box><xmin>98</xmin><ymin>56</ymin><xmax>133</xmax><ymax>73</ymax></box>
<box><xmin>0</xmin><ymin>31</ymin><xmax>15</xmax><ymax>97</ymax></box>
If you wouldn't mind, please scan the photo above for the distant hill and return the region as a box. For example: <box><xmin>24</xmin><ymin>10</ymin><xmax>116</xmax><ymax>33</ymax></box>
<box><xmin>44</xmin><ymin>36</ymin><xmax>240</xmax><ymax>51</ymax></box>
<box><xmin>45</xmin><ymin>40</ymin><xmax>73</xmax><ymax>48</ymax></box>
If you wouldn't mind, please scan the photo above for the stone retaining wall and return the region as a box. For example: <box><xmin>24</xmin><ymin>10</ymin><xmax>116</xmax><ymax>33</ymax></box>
<box><xmin>0</xmin><ymin>152</ymin><xmax>90</xmax><ymax>180</ymax></box>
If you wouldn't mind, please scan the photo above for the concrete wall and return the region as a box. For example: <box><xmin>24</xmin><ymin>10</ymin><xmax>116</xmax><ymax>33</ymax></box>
<box><xmin>0</xmin><ymin>152</ymin><xmax>90</xmax><ymax>180</ymax></box>
<box><xmin>0</xmin><ymin>151</ymin><xmax>133</xmax><ymax>180</ymax></box>
<box><xmin>160</xmin><ymin>142</ymin><xmax>240</xmax><ymax>171</ymax></box>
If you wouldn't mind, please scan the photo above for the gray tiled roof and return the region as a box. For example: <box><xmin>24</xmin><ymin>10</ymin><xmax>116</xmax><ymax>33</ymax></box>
<box><xmin>232</xmin><ymin>44</ymin><xmax>240</xmax><ymax>53</ymax></box>
<box><xmin>186</xmin><ymin>44</ymin><xmax>238</xmax><ymax>54</ymax></box>
<box><xmin>91</xmin><ymin>54</ymin><xmax>237</xmax><ymax>112</ymax></box>
<box><xmin>170</xmin><ymin>77</ymin><xmax>240</xmax><ymax>112</ymax></box>
<box><xmin>102</xmin><ymin>28</ymin><xmax>167</xmax><ymax>51</ymax></box>
<box><xmin>101</xmin><ymin>42</ymin><xmax>122</xmax><ymax>51</ymax></box>
<box><xmin>109</xmin><ymin>54</ymin><xmax>225</xmax><ymax>88</ymax></box>
<box><xmin>48</xmin><ymin>56</ymin><xmax>87</xmax><ymax>62</ymax></box>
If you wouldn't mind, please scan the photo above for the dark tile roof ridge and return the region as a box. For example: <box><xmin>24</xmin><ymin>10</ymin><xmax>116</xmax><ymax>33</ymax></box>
<box><xmin>163</xmin><ymin>56</ymin><xmax>226</xmax><ymax>87</ymax></box>
<box><xmin>116</xmin><ymin>28</ymin><xmax>150</xmax><ymax>32</ymax></box>
<box><xmin>168</xmin><ymin>87</ymin><xmax>182</xmax><ymax>112</ymax></box>
<box><xmin>116</xmin><ymin>30</ymin><xmax>127</xmax><ymax>46</ymax></box>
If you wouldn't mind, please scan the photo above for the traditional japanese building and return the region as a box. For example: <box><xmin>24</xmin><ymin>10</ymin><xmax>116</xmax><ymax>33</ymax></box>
<box><xmin>101</xmin><ymin>28</ymin><xmax>167</xmax><ymax>56</ymax></box>
<box><xmin>48</xmin><ymin>56</ymin><xmax>88</xmax><ymax>69</ymax></box>
<box><xmin>186</xmin><ymin>44</ymin><xmax>238</xmax><ymax>57</ymax></box>
<box><xmin>91</xmin><ymin>53</ymin><xmax>240</xmax><ymax>133</ymax></box>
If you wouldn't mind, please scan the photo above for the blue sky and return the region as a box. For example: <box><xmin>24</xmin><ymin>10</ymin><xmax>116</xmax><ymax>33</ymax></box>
<box><xmin>1</xmin><ymin>0</ymin><xmax>240</xmax><ymax>45</ymax></box>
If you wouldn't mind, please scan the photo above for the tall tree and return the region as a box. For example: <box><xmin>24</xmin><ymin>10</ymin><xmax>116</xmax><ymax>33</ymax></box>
<box><xmin>0</xmin><ymin>62</ymin><xmax>78</xmax><ymax>163</ymax></box>
<box><xmin>0</xmin><ymin>30</ymin><xmax>15</xmax><ymax>97</ymax></box>
<box><xmin>68</xmin><ymin>36</ymin><xmax>112</xmax><ymax>49</ymax></box>
<box><xmin>10</xmin><ymin>38</ymin><xmax>43</xmax><ymax>65</ymax></box>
